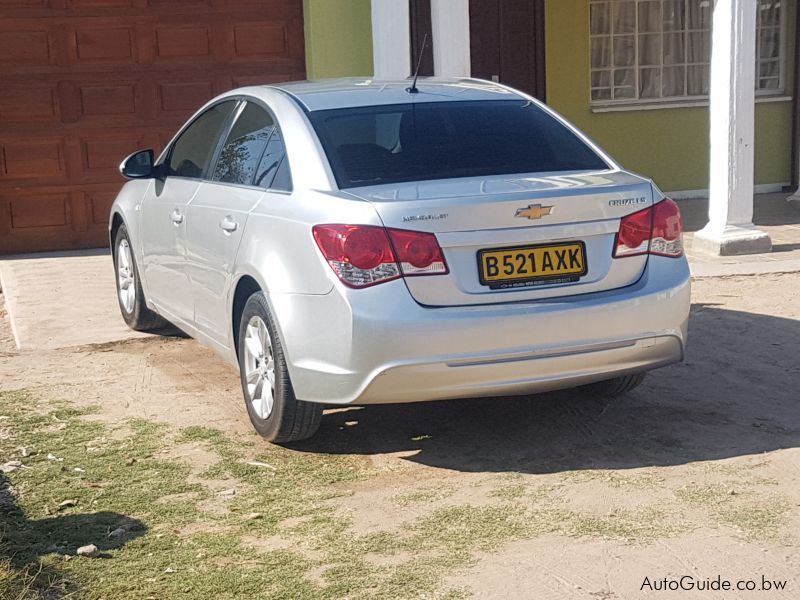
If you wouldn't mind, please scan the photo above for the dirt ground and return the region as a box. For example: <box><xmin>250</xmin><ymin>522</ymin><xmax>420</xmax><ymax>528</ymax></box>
<box><xmin>1</xmin><ymin>273</ymin><xmax>800</xmax><ymax>598</ymax></box>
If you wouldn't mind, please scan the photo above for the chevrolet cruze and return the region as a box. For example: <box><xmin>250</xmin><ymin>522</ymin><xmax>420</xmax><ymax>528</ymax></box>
<box><xmin>110</xmin><ymin>78</ymin><xmax>690</xmax><ymax>442</ymax></box>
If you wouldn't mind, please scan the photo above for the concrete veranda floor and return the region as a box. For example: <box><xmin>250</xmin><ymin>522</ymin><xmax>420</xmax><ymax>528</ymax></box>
<box><xmin>0</xmin><ymin>193</ymin><xmax>798</xmax><ymax>350</ymax></box>
<box><xmin>682</xmin><ymin>192</ymin><xmax>800</xmax><ymax>277</ymax></box>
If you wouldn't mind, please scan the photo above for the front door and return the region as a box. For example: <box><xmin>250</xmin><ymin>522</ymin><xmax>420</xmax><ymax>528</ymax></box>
<box><xmin>140</xmin><ymin>99</ymin><xmax>239</xmax><ymax>325</ymax></box>
<box><xmin>140</xmin><ymin>177</ymin><xmax>199</xmax><ymax>323</ymax></box>
<box><xmin>469</xmin><ymin>0</ymin><xmax>547</xmax><ymax>101</ymax></box>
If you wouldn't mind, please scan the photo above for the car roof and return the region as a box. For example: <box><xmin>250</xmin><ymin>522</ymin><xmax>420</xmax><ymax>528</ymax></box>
<box><xmin>255</xmin><ymin>77</ymin><xmax>528</xmax><ymax>111</ymax></box>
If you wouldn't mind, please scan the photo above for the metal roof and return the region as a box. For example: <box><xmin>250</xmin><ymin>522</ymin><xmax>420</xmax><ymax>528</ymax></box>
<box><xmin>265</xmin><ymin>77</ymin><xmax>526</xmax><ymax>111</ymax></box>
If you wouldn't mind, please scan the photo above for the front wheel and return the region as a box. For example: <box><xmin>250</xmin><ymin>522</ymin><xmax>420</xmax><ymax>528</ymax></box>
<box><xmin>238</xmin><ymin>292</ymin><xmax>322</xmax><ymax>443</ymax></box>
<box><xmin>113</xmin><ymin>224</ymin><xmax>169</xmax><ymax>332</ymax></box>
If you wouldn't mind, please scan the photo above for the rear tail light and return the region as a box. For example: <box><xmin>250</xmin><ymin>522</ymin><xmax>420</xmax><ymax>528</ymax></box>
<box><xmin>386</xmin><ymin>228</ymin><xmax>448</xmax><ymax>276</ymax></box>
<box><xmin>613</xmin><ymin>198</ymin><xmax>683</xmax><ymax>258</ymax></box>
<box><xmin>312</xmin><ymin>224</ymin><xmax>448</xmax><ymax>288</ymax></box>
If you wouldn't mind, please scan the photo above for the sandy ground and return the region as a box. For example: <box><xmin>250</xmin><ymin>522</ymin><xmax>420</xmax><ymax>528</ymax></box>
<box><xmin>1</xmin><ymin>274</ymin><xmax>800</xmax><ymax>598</ymax></box>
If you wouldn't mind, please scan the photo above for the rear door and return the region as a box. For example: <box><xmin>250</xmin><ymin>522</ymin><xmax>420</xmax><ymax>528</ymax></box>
<box><xmin>185</xmin><ymin>100</ymin><xmax>291</xmax><ymax>347</ymax></box>
<box><xmin>140</xmin><ymin>100</ymin><xmax>238</xmax><ymax>322</ymax></box>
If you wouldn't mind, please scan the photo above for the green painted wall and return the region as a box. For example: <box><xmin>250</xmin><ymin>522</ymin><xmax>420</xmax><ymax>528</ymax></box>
<box><xmin>303</xmin><ymin>0</ymin><xmax>373</xmax><ymax>79</ymax></box>
<box><xmin>545</xmin><ymin>0</ymin><xmax>795</xmax><ymax>192</ymax></box>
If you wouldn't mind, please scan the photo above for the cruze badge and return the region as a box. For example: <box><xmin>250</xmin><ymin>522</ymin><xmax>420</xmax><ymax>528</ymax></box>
<box><xmin>609</xmin><ymin>197</ymin><xmax>648</xmax><ymax>207</ymax></box>
<box><xmin>515</xmin><ymin>204</ymin><xmax>553</xmax><ymax>220</ymax></box>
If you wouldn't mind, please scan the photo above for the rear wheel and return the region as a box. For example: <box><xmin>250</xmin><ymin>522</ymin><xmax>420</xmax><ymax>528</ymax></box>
<box><xmin>113</xmin><ymin>224</ymin><xmax>169</xmax><ymax>332</ymax></box>
<box><xmin>581</xmin><ymin>372</ymin><xmax>646</xmax><ymax>398</ymax></box>
<box><xmin>238</xmin><ymin>292</ymin><xmax>322</xmax><ymax>443</ymax></box>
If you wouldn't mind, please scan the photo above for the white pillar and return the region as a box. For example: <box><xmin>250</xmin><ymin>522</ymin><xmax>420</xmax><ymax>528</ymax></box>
<box><xmin>371</xmin><ymin>0</ymin><xmax>411</xmax><ymax>79</ymax></box>
<box><xmin>431</xmin><ymin>0</ymin><xmax>471</xmax><ymax>77</ymax></box>
<box><xmin>694</xmin><ymin>0</ymin><xmax>771</xmax><ymax>255</ymax></box>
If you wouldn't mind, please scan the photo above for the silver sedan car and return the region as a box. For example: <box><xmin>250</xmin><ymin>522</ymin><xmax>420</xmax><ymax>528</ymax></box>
<box><xmin>110</xmin><ymin>78</ymin><xmax>690</xmax><ymax>443</ymax></box>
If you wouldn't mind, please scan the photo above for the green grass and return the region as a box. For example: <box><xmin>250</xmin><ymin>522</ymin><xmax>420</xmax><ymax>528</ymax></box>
<box><xmin>675</xmin><ymin>483</ymin><xmax>791</xmax><ymax>541</ymax></box>
<box><xmin>2</xmin><ymin>388</ymin><xmax>789</xmax><ymax>599</ymax></box>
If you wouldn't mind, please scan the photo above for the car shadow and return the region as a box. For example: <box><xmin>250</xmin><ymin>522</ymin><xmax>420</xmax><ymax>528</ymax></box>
<box><xmin>291</xmin><ymin>304</ymin><xmax>800</xmax><ymax>474</ymax></box>
<box><xmin>0</xmin><ymin>472</ymin><xmax>146</xmax><ymax>590</ymax></box>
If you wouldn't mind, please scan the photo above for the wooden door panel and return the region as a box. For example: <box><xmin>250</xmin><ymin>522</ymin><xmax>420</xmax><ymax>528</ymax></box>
<box><xmin>468</xmin><ymin>0</ymin><xmax>545</xmax><ymax>101</ymax></box>
<box><xmin>0</xmin><ymin>0</ymin><xmax>305</xmax><ymax>254</ymax></box>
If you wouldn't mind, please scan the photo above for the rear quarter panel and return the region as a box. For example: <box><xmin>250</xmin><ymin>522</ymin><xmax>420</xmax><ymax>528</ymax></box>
<box><xmin>234</xmin><ymin>189</ymin><xmax>383</xmax><ymax>296</ymax></box>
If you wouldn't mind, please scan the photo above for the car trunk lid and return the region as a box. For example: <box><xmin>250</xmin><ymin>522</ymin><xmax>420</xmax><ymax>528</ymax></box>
<box><xmin>345</xmin><ymin>170</ymin><xmax>655</xmax><ymax>306</ymax></box>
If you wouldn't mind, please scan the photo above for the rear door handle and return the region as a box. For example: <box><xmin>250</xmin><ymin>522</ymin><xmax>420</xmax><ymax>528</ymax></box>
<box><xmin>220</xmin><ymin>216</ymin><xmax>238</xmax><ymax>233</ymax></box>
<box><xmin>170</xmin><ymin>209</ymin><xmax>184</xmax><ymax>225</ymax></box>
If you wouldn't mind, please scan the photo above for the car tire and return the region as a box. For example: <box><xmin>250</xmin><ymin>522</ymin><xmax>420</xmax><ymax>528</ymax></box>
<box><xmin>113</xmin><ymin>224</ymin><xmax>169</xmax><ymax>332</ymax></box>
<box><xmin>581</xmin><ymin>372</ymin><xmax>646</xmax><ymax>398</ymax></box>
<box><xmin>237</xmin><ymin>291</ymin><xmax>322</xmax><ymax>443</ymax></box>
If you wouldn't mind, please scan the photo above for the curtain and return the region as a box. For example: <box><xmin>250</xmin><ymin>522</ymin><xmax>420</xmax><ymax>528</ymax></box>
<box><xmin>589</xmin><ymin>0</ymin><xmax>780</xmax><ymax>102</ymax></box>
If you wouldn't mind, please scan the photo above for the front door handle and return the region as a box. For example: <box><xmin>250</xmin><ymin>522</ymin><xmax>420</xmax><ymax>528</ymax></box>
<box><xmin>170</xmin><ymin>209</ymin><xmax>184</xmax><ymax>225</ymax></box>
<box><xmin>220</xmin><ymin>216</ymin><xmax>238</xmax><ymax>233</ymax></box>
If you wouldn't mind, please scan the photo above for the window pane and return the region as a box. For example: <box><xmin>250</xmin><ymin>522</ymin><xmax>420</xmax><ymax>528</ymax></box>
<box><xmin>212</xmin><ymin>103</ymin><xmax>276</xmax><ymax>186</ymax></box>
<box><xmin>591</xmin><ymin>70</ymin><xmax>611</xmax><ymax>88</ymax></box>
<box><xmin>590</xmin><ymin>2</ymin><xmax>610</xmax><ymax>35</ymax></box>
<box><xmin>592</xmin><ymin>88</ymin><xmax>612</xmax><ymax>101</ymax></box>
<box><xmin>663</xmin><ymin>32</ymin><xmax>686</xmax><ymax>65</ymax></box>
<box><xmin>309</xmin><ymin>101</ymin><xmax>609</xmax><ymax>189</ymax></box>
<box><xmin>613</xmin><ymin>68</ymin><xmax>635</xmax><ymax>99</ymax></box>
<box><xmin>687</xmin><ymin>31</ymin><xmax>710</xmax><ymax>63</ymax></box>
<box><xmin>662</xmin><ymin>0</ymin><xmax>686</xmax><ymax>31</ymax></box>
<box><xmin>759</xmin><ymin>28</ymin><xmax>781</xmax><ymax>60</ymax></box>
<box><xmin>639</xmin><ymin>67</ymin><xmax>661</xmax><ymax>98</ymax></box>
<box><xmin>614</xmin><ymin>68</ymin><xmax>635</xmax><ymax>87</ymax></box>
<box><xmin>613</xmin><ymin>36</ymin><xmax>635</xmax><ymax>67</ymax></box>
<box><xmin>759</xmin><ymin>60</ymin><xmax>780</xmax><ymax>78</ymax></box>
<box><xmin>687</xmin><ymin>0</ymin><xmax>711</xmax><ymax>30</ymax></box>
<box><xmin>638</xmin><ymin>1</ymin><xmax>662</xmax><ymax>33</ymax></box>
<box><xmin>639</xmin><ymin>34</ymin><xmax>661</xmax><ymax>66</ymax></box>
<box><xmin>612</xmin><ymin>1</ymin><xmax>635</xmax><ymax>34</ymax></box>
<box><xmin>759</xmin><ymin>77</ymin><xmax>780</xmax><ymax>90</ymax></box>
<box><xmin>254</xmin><ymin>128</ymin><xmax>288</xmax><ymax>189</ymax></box>
<box><xmin>663</xmin><ymin>65</ymin><xmax>686</xmax><ymax>96</ymax></box>
<box><xmin>613</xmin><ymin>86</ymin><xmax>636</xmax><ymax>100</ymax></box>
<box><xmin>591</xmin><ymin>37</ymin><xmax>612</xmax><ymax>68</ymax></box>
<box><xmin>688</xmin><ymin>64</ymin><xmax>709</xmax><ymax>95</ymax></box>
<box><xmin>758</xmin><ymin>1</ymin><xmax>780</xmax><ymax>27</ymax></box>
<box><xmin>168</xmin><ymin>101</ymin><xmax>237</xmax><ymax>179</ymax></box>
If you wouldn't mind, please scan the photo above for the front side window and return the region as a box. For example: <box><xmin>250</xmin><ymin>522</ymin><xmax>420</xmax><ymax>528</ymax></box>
<box><xmin>308</xmin><ymin>100</ymin><xmax>609</xmax><ymax>189</ymax></box>
<box><xmin>166</xmin><ymin>100</ymin><xmax>237</xmax><ymax>178</ymax></box>
<box><xmin>212</xmin><ymin>102</ymin><xmax>276</xmax><ymax>186</ymax></box>
<box><xmin>590</xmin><ymin>0</ymin><xmax>783</xmax><ymax>104</ymax></box>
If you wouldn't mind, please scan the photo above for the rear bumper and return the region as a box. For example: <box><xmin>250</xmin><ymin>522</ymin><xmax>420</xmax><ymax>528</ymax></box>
<box><xmin>269</xmin><ymin>255</ymin><xmax>690</xmax><ymax>405</ymax></box>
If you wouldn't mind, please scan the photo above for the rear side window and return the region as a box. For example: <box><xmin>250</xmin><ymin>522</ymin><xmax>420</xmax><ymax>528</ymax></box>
<box><xmin>254</xmin><ymin>128</ymin><xmax>291</xmax><ymax>191</ymax></box>
<box><xmin>212</xmin><ymin>102</ymin><xmax>276</xmax><ymax>186</ymax></box>
<box><xmin>308</xmin><ymin>100</ymin><xmax>609</xmax><ymax>189</ymax></box>
<box><xmin>167</xmin><ymin>100</ymin><xmax>237</xmax><ymax>179</ymax></box>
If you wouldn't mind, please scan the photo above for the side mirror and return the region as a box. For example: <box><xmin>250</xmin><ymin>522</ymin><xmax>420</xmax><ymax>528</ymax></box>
<box><xmin>120</xmin><ymin>149</ymin><xmax>157</xmax><ymax>179</ymax></box>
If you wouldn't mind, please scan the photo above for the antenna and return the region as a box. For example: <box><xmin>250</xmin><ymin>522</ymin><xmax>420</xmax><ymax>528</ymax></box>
<box><xmin>406</xmin><ymin>33</ymin><xmax>429</xmax><ymax>94</ymax></box>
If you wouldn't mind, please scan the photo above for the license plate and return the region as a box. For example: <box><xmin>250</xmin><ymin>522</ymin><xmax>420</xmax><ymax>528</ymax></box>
<box><xmin>478</xmin><ymin>242</ymin><xmax>587</xmax><ymax>289</ymax></box>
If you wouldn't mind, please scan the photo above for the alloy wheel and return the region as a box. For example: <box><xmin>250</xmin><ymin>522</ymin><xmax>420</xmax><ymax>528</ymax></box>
<box><xmin>117</xmin><ymin>239</ymin><xmax>136</xmax><ymax>314</ymax></box>
<box><xmin>243</xmin><ymin>315</ymin><xmax>276</xmax><ymax>419</ymax></box>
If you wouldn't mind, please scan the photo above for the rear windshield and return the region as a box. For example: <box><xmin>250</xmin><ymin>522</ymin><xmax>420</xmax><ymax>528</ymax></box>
<box><xmin>307</xmin><ymin>100</ymin><xmax>609</xmax><ymax>189</ymax></box>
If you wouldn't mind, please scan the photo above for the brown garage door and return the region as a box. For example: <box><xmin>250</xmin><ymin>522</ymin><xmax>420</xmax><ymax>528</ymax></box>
<box><xmin>0</xmin><ymin>0</ymin><xmax>305</xmax><ymax>255</ymax></box>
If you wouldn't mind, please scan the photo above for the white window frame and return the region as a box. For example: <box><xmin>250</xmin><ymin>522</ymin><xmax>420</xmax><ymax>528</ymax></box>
<box><xmin>589</xmin><ymin>0</ymin><xmax>788</xmax><ymax>110</ymax></box>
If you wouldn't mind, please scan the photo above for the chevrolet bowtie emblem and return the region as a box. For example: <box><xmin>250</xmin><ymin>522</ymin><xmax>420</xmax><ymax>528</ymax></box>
<box><xmin>515</xmin><ymin>204</ymin><xmax>553</xmax><ymax>220</ymax></box>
